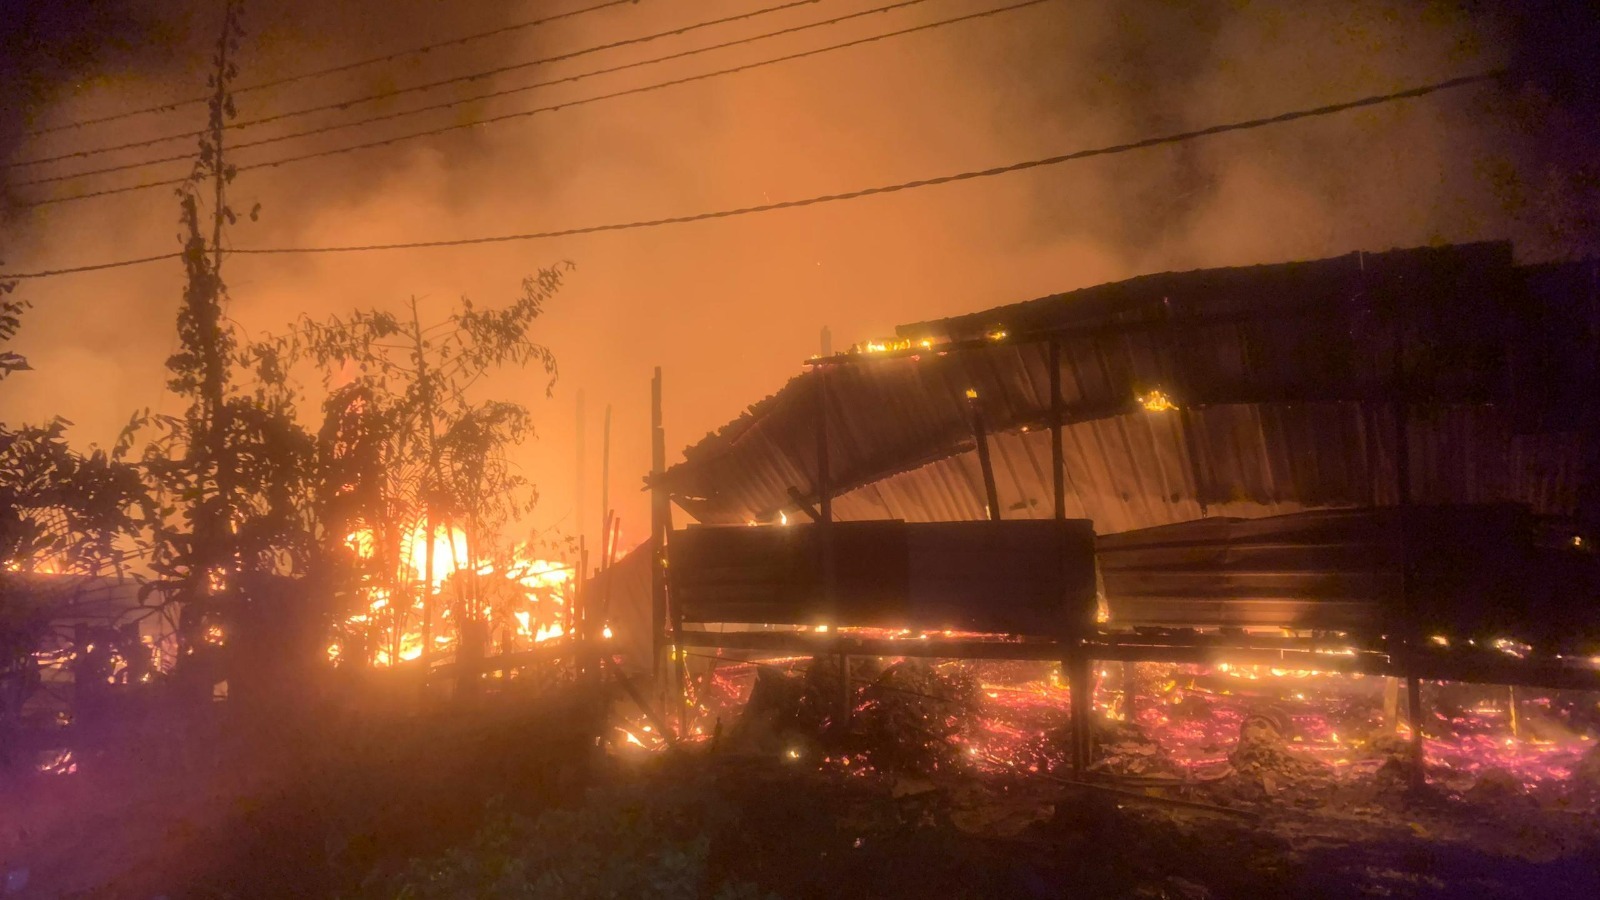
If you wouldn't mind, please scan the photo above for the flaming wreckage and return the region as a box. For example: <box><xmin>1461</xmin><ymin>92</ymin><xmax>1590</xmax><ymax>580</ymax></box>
<box><xmin>11</xmin><ymin>241</ymin><xmax>1600</xmax><ymax>802</ymax></box>
<box><xmin>592</xmin><ymin>240</ymin><xmax>1600</xmax><ymax>795</ymax></box>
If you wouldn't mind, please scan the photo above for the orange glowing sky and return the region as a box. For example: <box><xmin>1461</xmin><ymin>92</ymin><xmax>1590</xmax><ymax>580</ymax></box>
<box><xmin>1</xmin><ymin>0</ymin><xmax>1594</xmax><ymax>558</ymax></box>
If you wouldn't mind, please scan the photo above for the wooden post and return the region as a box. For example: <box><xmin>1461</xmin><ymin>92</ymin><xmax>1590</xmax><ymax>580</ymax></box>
<box><xmin>1382</xmin><ymin>676</ymin><xmax>1400</xmax><ymax>730</ymax></box>
<box><xmin>1068</xmin><ymin>652</ymin><xmax>1093</xmax><ymax>777</ymax></box>
<box><xmin>651</xmin><ymin>369</ymin><xmax>668</xmax><ymax>687</ymax></box>
<box><xmin>1405</xmin><ymin>675</ymin><xmax>1424</xmax><ymax>772</ymax></box>
<box><xmin>667</xmin><ymin>501</ymin><xmax>686</xmax><ymax>737</ymax></box>
<box><xmin>1122</xmin><ymin>661</ymin><xmax>1137</xmax><ymax>720</ymax></box>
<box><xmin>816</xmin><ymin>366</ymin><xmax>832</xmax><ymax>525</ymax></box>
<box><xmin>1049</xmin><ymin>339</ymin><xmax>1066</xmax><ymax>521</ymax></box>
<box><xmin>967</xmin><ymin>391</ymin><xmax>1001</xmax><ymax>521</ymax></box>
<box><xmin>575</xmin><ymin>537</ymin><xmax>588</xmax><ymax>682</ymax></box>
<box><xmin>1393</xmin><ymin>318</ymin><xmax>1426</xmax><ymax>789</ymax></box>
<box><xmin>814</xmin><ymin>366</ymin><xmax>848</xmax><ymax>725</ymax></box>
<box><xmin>576</xmin><ymin>390</ymin><xmax>585</xmax><ymax>564</ymax></box>
<box><xmin>598</xmin><ymin>510</ymin><xmax>613</xmax><ymax>632</ymax></box>
<box><xmin>600</xmin><ymin>403</ymin><xmax>612</xmax><ymax>561</ymax></box>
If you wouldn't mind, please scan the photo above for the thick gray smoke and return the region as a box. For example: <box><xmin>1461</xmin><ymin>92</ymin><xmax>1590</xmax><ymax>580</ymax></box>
<box><xmin>1</xmin><ymin>0</ymin><xmax>1596</xmax><ymax>548</ymax></box>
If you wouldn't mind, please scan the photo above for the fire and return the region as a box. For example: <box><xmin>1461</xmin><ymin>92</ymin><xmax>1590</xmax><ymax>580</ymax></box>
<box><xmin>6</xmin><ymin>555</ymin><xmax>64</xmax><ymax>574</ymax></box>
<box><xmin>1137</xmin><ymin>389</ymin><xmax>1179</xmax><ymax>412</ymax></box>
<box><xmin>666</xmin><ymin>651</ymin><xmax>1600</xmax><ymax>796</ymax></box>
<box><xmin>334</xmin><ymin>520</ymin><xmax>573</xmax><ymax>668</ymax></box>
<box><xmin>36</xmin><ymin>748</ymin><xmax>77</xmax><ymax>776</ymax></box>
<box><xmin>854</xmin><ymin>337</ymin><xmax>913</xmax><ymax>354</ymax></box>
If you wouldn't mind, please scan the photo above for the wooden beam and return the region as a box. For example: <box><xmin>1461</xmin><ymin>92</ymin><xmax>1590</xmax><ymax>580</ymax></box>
<box><xmin>1049</xmin><ymin>339</ymin><xmax>1066</xmax><ymax>521</ymax></box>
<box><xmin>967</xmin><ymin>392</ymin><xmax>1001</xmax><ymax>520</ymax></box>
<box><xmin>785</xmin><ymin>486</ymin><xmax>821</xmax><ymax>522</ymax></box>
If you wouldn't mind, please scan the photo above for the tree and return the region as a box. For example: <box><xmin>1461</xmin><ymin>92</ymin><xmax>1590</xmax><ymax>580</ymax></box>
<box><xmin>0</xmin><ymin>274</ymin><xmax>149</xmax><ymax>761</ymax></box>
<box><xmin>250</xmin><ymin>268</ymin><xmax>571</xmax><ymax>672</ymax></box>
<box><xmin>130</xmin><ymin>1</ymin><xmax>324</xmax><ymax>705</ymax></box>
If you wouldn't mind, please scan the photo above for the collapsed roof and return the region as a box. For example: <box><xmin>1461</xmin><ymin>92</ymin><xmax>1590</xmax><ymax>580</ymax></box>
<box><xmin>655</xmin><ymin>242</ymin><xmax>1599</xmax><ymax>534</ymax></box>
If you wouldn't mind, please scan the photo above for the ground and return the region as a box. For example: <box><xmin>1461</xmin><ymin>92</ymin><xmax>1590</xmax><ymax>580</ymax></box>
<box><xmin>3</xmin><ymin>680</ymin><xmax>1599</xmax><ymax>899</ymax></box>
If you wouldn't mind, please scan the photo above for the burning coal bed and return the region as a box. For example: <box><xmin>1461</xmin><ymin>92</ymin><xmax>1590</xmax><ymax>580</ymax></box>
<box><xmin>612</xmin><ymin>655</ymin><xmax>1600</xmax><ymax>809</ymax></box>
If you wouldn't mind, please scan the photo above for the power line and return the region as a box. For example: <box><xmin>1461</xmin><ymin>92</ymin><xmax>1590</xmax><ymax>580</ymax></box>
<box><xmin>13</xmin><ymin>0</ymin><xmax>1057</xmax><ymax>208</ymax></box>
<box><xmin>1</xmin><ymin>252</ymin><xmax>181</xmax><ymax>280</ymax></box>
<box><xmin>8</xmin><ymin>0</ymin><xmax>829</xmax><ymax>173</ymax></box>
<box><xmin>0</xmin><ymin>70</ymin><xmax>1503</xmax><ymax>281</ymax></box>
<box><xmin>22</xmin><ymin>0</ymin><xmax>642</xmax><ymax>137</ymax></box>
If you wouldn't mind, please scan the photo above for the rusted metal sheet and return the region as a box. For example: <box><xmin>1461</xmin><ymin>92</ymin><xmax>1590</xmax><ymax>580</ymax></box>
<box><xmin>659</xmin><ymin>242</ymin><xmax>1593</xmax><ymax>533</ymax></box>
<box><xmin>1097</xmin><ymin>510</ymin><xmax>1398</xmax><ymax>632</ymax></box>
<box><xmin>669</xmin><ymin>519</ymin><xmax>1096</xmax><ymax>636</ymax></box>
<box><xmin>1097</xmin><ymin>505</ymin><xmax>1600</xmax><ymax>653</ymax></box>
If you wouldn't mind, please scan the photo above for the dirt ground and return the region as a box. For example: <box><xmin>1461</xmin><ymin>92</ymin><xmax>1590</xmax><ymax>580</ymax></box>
<box><xmin>3</xmin><ymin>688</ymin><xmax>1599</xmax><ymax>899</ymax></box>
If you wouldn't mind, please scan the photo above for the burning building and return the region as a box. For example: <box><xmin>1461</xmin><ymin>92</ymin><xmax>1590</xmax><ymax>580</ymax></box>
<box><xmin>614</xmin><ymin>241</ymin><xmax>1600</xmax><ymax>793</ymax></box>
<box><xmin>0</xmin><ymin>572</ymin><xmax>176</xmax><ymax>773</ymax></box>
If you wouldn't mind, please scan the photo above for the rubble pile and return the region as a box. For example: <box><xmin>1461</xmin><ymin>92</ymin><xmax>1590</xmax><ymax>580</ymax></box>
<box><xmin>1219</xmin><ymin>710</ymin><xmax>1335</xmax><ymax>803</ymax></box>
<box><xmin>726</xmin><ymin>663</ymin><xmax>807</xmax><ymax>754</ymax></box>
<box><xmin>853</xmin><ymin>659</ymin><xmax>981</xmax><ymax>774</ymax></box>
<box><xmin>725</xmin><ymin>658</ymin><xmax>985</xmax><ymax>776</ymax></box>
<box><xmin>1088</xmin><ymin>718</ymin><xmax>1188</xmax><ymax>781</ymax></box>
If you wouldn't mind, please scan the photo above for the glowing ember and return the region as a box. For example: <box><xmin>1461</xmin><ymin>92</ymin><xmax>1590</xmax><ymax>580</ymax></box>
<box><xmin>36</xmin><ymin>748</ymin><xmax>77</xmax><ymax>776</ymax></box>
<box><xmin>665</xmin><ymin>652</ymin><xmax>1600</xmax><ymax>795</ymax></box>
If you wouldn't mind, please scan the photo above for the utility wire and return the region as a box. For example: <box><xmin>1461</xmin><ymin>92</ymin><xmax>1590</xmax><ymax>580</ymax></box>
<box><xmin>12</xmin><ymin>0</ymin><xmax>1056</xmax><ymax>207</ymax></box>
<box><xmin>22</xmin><ymin>0</ymin><xmax>641</xmax><ymax>137</ymax></box>
<box><xmin>232</xmin><ymin>72</ymin><xmax>1508</xmax><ymax>254</ymax></box>
<box><xmin>8</xmin><ymin>0</ymin><xmax>829</xmax><ymax>172</ymax></box>
<box><xmin>0</xmin><ymin>70</ymin><xmax>1503</xmax><ymax>281</ymax></box>
<box><xmin>1</xmin><ymin>252</ymin><xmax>181</xmax><ymax>279</ymax></box>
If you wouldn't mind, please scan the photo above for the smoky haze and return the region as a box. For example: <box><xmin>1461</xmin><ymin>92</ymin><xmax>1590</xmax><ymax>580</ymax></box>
<box><xmin>1</xmin><ymin>0</ymin><xmax>1596</xmax><ymax>555</ymax></box>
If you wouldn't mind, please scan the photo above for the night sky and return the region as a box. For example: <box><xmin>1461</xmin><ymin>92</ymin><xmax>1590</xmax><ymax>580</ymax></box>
<box><xmin>2</xmin><ymin>0</ymin><xmax>1596</xmax><ymax>554</ymax></box>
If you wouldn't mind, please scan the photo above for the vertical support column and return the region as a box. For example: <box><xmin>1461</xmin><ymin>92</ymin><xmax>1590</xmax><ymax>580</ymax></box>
<box><xmin>1382</xmin><ymin>676</ymin><xmax>1400</xmax><ymax>731</ymax></box>
<box><xmin>576</xmin><ymin>390</ymin><xmax>585</xmax><ymax>571</ymax></box>
<box><xmin>1405</xmin><ymin>675</ymin><xmax>1424</xmax><ymax>774</ymax></box>
<box><xmin>816</xmin><ymin>365</ymin><xmax>832</xmax><ymax>525</ymax></box>
<box><xmin>650</xmin><ymin>368</ymin><xmax>668</xmax><ymax>689</ymax></box>
<box><xmin>967</xmin><ymin>390</ymin><xmax>1001</xmax><ymax>521</ymax></box>
<box><xmin>1122</xmin><ymin>661</ymin><xmax>1138</xmax><ymax>721</ymax></box>
<box><xmin>814</xmin><ymin>366</ymin><xmax>848</xmax><ymax>726</ymax></box>
<box><xmin>1049</xmin><ymin>339</ymin><xmax>1066</xmax><ymax>521</ymax></box>
<box><xmin>576</xmin><ymin>539</ymin><xmax>590</xmax><ymax>685</ymax></box>
<box><xmin>600</xmin><ymin>403</ymin><xmax>612</xmax><ymax>561</ymax></box>
<box><xmin>1067</xmin><ymin>651</ymin><xmax>1093</xmax><ymax>777</ymax></box>
<box><xmin>1393</xmin><ymin>322</ymin><xmax>1426</xmax><ymax>790</ymax></box>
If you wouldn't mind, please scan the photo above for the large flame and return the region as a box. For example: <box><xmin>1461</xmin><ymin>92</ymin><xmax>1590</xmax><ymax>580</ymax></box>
<box><xmin>336</xmin><ymin>521</ymin><xmax>573</xmax><ymax>668</ymax></box>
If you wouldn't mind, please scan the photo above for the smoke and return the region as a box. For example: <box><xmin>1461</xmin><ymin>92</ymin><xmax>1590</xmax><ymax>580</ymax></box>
<box><xmin>1</xmin><ymin>0</ymin><xmax>1596</xmax><ymax>550</ymax></box>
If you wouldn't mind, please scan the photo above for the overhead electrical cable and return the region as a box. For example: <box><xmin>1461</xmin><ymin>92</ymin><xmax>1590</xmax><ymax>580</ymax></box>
<box><xmin>7</xmin><ymin>0</ymin><xmax>829</xmax><ymax>171</ymax></box>
<box><xmin>22</xmin><ymin>0</ymin><xmax>643</xmax><ymax>137</ymax></box>
<box><xmin>12</xmin><ymin>0</ymin><xmax>1057</xmax><ymax>207</ymax></box>
<box><xmin>0</xmin><ymin>70</ymin><xmax>1503</xmax><ymax>281</ymax></box>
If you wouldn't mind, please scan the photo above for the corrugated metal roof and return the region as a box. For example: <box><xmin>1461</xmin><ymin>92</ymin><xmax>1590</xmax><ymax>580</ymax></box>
<box><xmin>659</xmin><ymin>243</ymin><xmax>1595</xmax><ymax>534</ymax></box>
